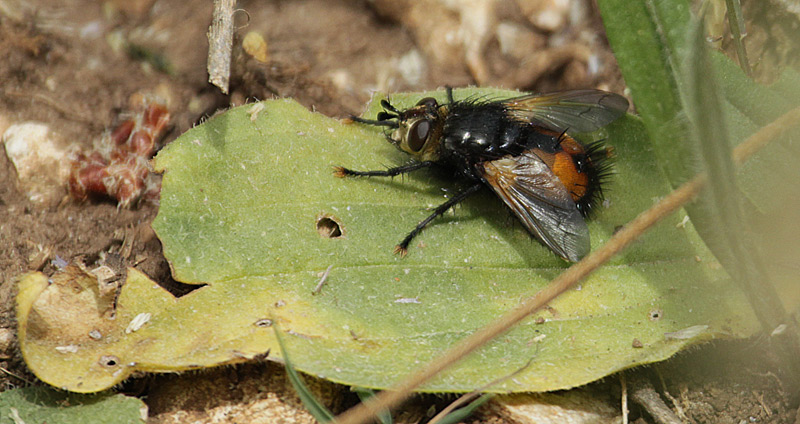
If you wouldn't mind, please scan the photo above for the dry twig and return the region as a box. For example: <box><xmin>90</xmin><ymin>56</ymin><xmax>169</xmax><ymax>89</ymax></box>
<box><xmin>207</xmin><ymin>0</ymin><xmax>236</xmax><ymax>94</ymax></box>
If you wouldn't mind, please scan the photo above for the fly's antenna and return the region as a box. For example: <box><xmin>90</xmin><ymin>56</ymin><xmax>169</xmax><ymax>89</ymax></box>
<box><xmin>349</xmin><ymin>116</ymin><xmax>399</xmax><ymax>128</ymax></box>
<box><xmin>349</xmin><ymin>98</ymin><xmax>401</xmax><ymax>128</ymax></box>
<box><xmin>380</xmin><ymin>99</ymin><xmax>401</xmax><ymax>114</ymax></box>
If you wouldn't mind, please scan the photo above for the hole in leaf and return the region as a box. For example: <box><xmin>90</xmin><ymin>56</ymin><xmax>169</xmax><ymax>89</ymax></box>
<box><xmin>648</xmin><ymin>308</ymin><xmax>663</xmax><ymax>321</ymax></box>
<box><xmin>99</xmin><ymin>355</ymin><xmax>119</xmax><ymax>367</ymax></box>
<box><xmin>316</xmin><ymin>214</ymin><xmax>343</xmax><ymax>238</ymax></box>
<box><xmin>254</xmin><ymin>318</ymin><xmax>273</xmax><ymax>327</ymax></box>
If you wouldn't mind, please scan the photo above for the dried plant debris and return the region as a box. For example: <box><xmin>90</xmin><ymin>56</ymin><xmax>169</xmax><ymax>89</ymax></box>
<box><xmin>68</xmin><ymin>95</ymin><xmax>169</xmax><ymax>208</ymax></box>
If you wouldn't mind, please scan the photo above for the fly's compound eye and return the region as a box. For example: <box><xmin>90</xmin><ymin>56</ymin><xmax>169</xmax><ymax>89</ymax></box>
<box><xmin>406</xmin><ymin>119</ymin><xmax>431</xmax><ymax>152</ymax></box>
<box><xmin>416</xmin><ymin>97</ymin><xmax>438</xmax><ymax>111</ymax></box>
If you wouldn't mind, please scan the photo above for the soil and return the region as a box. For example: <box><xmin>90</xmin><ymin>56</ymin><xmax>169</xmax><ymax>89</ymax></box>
<box><xmin>0</xmin><ymin>0</ymin><xmax>797</xmax><ymax>423</ymax></box>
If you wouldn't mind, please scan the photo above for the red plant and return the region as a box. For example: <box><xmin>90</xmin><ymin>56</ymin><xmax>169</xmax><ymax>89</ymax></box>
<box><xmin>68</xmin><ymin>98</ymin><xmax>169</xmax><ymax>207</ymax></box>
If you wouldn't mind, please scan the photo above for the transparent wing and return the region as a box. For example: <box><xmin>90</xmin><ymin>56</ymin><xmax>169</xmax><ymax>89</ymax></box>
<box><xmin>502</xmin><ymin>89</ymin><xmax>629</xmax><ymax>133</ymax></box>
<box><xmin>480</xmin><ymin>152</ymin><xmax>590</xmax><ymax>262</ymax></box>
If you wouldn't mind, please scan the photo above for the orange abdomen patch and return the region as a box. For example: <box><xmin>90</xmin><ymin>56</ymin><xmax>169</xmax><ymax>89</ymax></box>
<box><xmin>552</xmin><ymin>151</ymin><xmax>589</xmax><ymax>201</ymax></box>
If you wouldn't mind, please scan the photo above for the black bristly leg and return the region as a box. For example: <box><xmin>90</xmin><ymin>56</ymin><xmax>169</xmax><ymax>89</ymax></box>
<box><xmin>333</xmin><ymin>161</ymin><xmax>434</xmax><ymax>178</ymax></box>
<box><xmin>446</xmin><ymin>86</ymin><xmax>455</xmax><ymax>104</ymax></box>
<box><xmin>394</xmin><ymin>183</ymin><xmax>483</xmax><ymax>256</ymax></box>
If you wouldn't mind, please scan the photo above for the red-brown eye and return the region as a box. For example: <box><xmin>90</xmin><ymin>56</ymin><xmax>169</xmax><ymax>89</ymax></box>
<box><xmin>407</xmin><ymin>119</ymin><xmax>430</xmax><ymax>152</ymax></box>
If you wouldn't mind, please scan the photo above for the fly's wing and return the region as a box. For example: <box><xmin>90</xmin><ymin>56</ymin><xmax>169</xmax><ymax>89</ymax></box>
<box><xmin>480</xmin><ymin>152</ymin><xmax>590</xmax><ymax>262</ymax></box>
<box><xmin>503</xmin><ymin>90</ymin><xmax>629</xmax><ymax>133</ymax></box>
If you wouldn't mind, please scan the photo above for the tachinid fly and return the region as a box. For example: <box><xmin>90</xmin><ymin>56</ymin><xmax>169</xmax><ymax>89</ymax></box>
<box><xmin>334</xmin><ymin>87</ymin><xmax>628</xmax><ymax>262</ymax></box>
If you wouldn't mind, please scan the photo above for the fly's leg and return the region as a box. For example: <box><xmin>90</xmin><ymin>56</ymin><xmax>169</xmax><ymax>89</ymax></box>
<box><xmin>394</xmin><ymin>183</ymin><xmax>483</xmax><ymax>256</ymax></box>
<box><xmin>333</xmin><ymin>161</ymin><xmax>434</xmax><ymax>178</ymax></box>
<box><xmin>446</xmin><ymin>86</ymin><xmax>455</xmax><ymax>104</ymax></box>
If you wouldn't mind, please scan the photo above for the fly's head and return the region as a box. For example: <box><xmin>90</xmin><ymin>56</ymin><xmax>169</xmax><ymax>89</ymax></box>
<box><xmin>359</xmin><ymin>97</ymin><xmax>446</xmax><ymax>162</ymax></box>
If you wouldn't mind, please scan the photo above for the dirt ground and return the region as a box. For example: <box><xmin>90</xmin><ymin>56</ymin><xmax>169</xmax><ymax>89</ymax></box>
<box><xmin>0</xmin><ymin>0</ymin><xmax>798</xmax><ymax>422</ymax></box>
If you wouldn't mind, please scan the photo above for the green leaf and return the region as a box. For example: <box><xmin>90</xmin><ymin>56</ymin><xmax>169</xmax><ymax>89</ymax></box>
<box><xmin>0</xmin><ymin>387</ymin><xmax>146</xmax><ymax>424</ymax></box>
<box><xmin>18</xmin><ymin>89</ymin><xmax>760</xmax><ymax>394</ymax></box>
<box><xmin>152</xmin><ymin>88</ymin><xmax>758</xmax><ymax>388</ymax></box>
<box><xmin>600</xmin><ymin>0</ymin><xmax>800</xmax><ymax>330</ymax></box>
<box><xmin>600</xmin><ymin>0</ymin><xmax>800</xmax><ymax>224</ymax></box>
<box><xmin>676</xmin><ymin>14</ymin><xmax>797</xmax><ymax>340</ymax></box>
<box><xmin>679</xmin><ymin>13</ymin><xmax>750</xmax><ymax>288</ymax></box>
<box><xmin>597</xmin><ymin>0</ymin><xmax>695</xmax><ymax>187</ymax></box>
<box><xmin>712</xmin><ymin>54</ymin><xmax>800</xmax><ymax>213</ymax></box>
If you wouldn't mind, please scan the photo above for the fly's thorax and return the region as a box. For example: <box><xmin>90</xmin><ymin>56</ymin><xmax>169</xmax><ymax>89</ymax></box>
<box><xmin>438</xmin><ymin>101</ymin><xmax>521</xmax><ymax>162</ymax></box>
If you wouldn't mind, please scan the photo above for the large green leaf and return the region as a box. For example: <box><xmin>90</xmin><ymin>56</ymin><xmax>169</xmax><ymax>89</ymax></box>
<box><xmin>17</xmin><ymin>88</ymin><xmax>760</xmax><ymax>393</ymax></box>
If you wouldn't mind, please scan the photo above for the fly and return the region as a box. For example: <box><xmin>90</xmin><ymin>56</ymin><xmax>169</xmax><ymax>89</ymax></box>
<box><xmin>334</xmin><ymin>87</ymin><xmax>628</xmax><ymax>262</ymax></box>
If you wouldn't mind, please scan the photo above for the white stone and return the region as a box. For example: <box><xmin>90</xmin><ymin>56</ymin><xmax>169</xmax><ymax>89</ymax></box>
<box><xmin>3</xmin><ymin>122</ymin><xmax>72</xmax><ymax>205</ymax></box>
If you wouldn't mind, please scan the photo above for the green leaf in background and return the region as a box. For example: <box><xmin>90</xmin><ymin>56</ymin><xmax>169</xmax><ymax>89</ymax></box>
<box><xmin>274</xmin><ymin>324</ymin><xmax>335</xmax><ymax>422</ymax></box>
<box><xmin>432</xmin><ymin>394</ymin><xmax>494</xmax><ymax>424</ymax></box>
<box><xmin>597</xmin><ymin>0</ymin><xmax>694</xmax><ymax>188</ymax></box>
<box><xmin>0</xmin><ymin>386</ymin><xmax>146</xmax><ymax>424</ymax></box>
<box><xmin>352</xmin><ymin>387</ymin><xmax>392</xmax><ymax>424</ymax></box>
<box><xmin>678</xmin><ymin>13</ymin><xmax>779</xmax><ymax>331</ymax></box>
<box><xmin>18</xmin><ymin>89</ymin><xmax>762</xmax><ymax>393</ymax></box>
<box><xmin>598</xmin><ymin>0</ymin><xmax>800</xmax><ymax>328</ymax></box>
